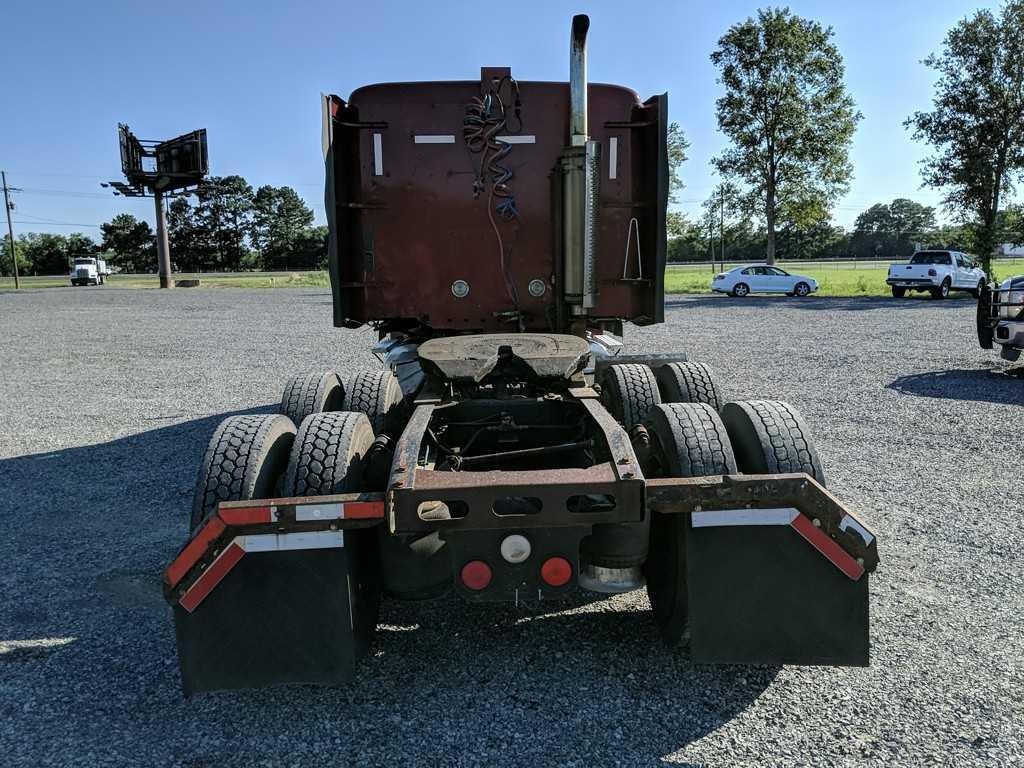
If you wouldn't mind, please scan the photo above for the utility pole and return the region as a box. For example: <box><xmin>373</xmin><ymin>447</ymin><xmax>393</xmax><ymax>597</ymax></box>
<box><xmin>154</xmin><ymin>190</ymin><xmax>173</xmax><ymax>289</ymax></box>
<box><xmin>2</xmin><ymin>171</ymin><xmax>20</xmax><ymax>289</ymax></box>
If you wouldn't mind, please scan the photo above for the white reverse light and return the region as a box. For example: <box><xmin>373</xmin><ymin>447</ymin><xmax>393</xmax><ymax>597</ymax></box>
<box><xmin>500</xmin><ymin>534</ymin><xmax>532</xmax><ymax>564</ymax></box>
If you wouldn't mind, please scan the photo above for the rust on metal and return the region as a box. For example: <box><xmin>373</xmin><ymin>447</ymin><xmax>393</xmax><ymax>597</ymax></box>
<box><xmin>646</xmin><ymin>474</ymin><xmax>879</xmax><ymax>572</ymax></box>
<box><xmin>325</xmin><ymin>80</ymin><xmax>667</xmax><ymax>332</ymax></box>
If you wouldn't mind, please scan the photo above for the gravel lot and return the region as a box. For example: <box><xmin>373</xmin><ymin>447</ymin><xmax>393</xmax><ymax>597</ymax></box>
<box><xmin>1</xmin><ymin>287</ymin><xmax>1021</xmax><ymax>767</ymax></box>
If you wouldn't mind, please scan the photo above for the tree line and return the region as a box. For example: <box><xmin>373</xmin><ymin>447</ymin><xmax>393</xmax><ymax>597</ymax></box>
<box><xmin>1</xmin><ymin>176</ymin><xmax>327</xmax><ymax>276</ymax></box>
<box><xmin>665</xmin><ymin>2</ymin><xmax>1024</xmax><ymax>273</ymax></box>
<box><xmin>667</xmin><ymin>197</ymin><xmax>1024</xmax><ymax>263</ymax></box>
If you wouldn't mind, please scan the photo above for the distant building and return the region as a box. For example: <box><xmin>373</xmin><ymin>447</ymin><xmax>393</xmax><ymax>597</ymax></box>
<box><xmin>998</xmin><ymin>243</ymin><xmax>1024</xmax><ymax>257</ymax></box>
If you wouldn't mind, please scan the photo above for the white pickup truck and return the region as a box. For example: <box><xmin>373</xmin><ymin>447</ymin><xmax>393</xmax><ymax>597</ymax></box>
<box><xmin>70</xmin><ymin>257</ymin><xmax>110</xmax><ymax>286</ymax></box>
<box><xmin>886</xmin><ymin>250</ymin><xmax>986</xmax><ymax>299</ymax></box>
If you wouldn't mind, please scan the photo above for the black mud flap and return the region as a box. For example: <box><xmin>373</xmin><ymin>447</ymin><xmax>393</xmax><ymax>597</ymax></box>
<box><xmin>173</xmin><ymin>530</ymin><xmax>379</xmax><ymax>695</ymax></box>
<box><xmin>686</xmin><ymin>521</ymin><xmax>869</xmax><ymax>666</ymax></box>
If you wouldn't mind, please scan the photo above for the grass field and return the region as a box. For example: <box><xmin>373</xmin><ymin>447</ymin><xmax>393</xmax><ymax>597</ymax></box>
<box><xmin>0</xmin><ymin>272</ymin><xmax>331</xmax><ymax>290</ymax></box>
<box><xmin>3</xmin><ymin>258</ymin><xmax>1023</xmax><ymax>296</ymax></box>
<box><xmin>666</xmin><ymin>263</ymin><xmax>893</xmax><ymax>296</ymax></box>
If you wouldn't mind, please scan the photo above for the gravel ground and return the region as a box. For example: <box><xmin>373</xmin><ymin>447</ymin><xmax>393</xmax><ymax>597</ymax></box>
<box><xmin>1</xmin><ymin>287</ymin><xmax>1021</xmax><ymax>767</ymax></box>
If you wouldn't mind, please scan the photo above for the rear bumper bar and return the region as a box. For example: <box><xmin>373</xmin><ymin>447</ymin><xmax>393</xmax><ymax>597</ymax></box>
<box><xmin>165</xmin><ymin>472</ymin><xmax>878</xmax><ymax>691</ymax></box>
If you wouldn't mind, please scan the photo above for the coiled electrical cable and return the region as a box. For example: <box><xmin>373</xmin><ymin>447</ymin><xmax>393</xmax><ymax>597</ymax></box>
<box><xmin>463</xmin><ymin>79</ymin><xmax>523</xmax><ymax>312</ymax></box>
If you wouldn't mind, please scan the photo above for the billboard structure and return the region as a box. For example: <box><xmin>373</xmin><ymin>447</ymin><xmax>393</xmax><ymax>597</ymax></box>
<box><xmin>105</xmin><ymin>124</ymin><xmax>209</xmax><ymax>288</ymax></box>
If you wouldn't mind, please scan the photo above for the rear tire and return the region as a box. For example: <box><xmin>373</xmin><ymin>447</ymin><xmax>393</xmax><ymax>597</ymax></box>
<box><xmin>891</xmin><ymin>286</ymin><xmax>906</xmax><ymax>298</ymax></box>
<box><xmin>977</xmin><ymin>282</ymin><xmax>994</xmax><ymax>349</ymax></box>
<box><xmin>190</xmin><ymin>414</ymin><xmax>297</xmax><ymax>531</ymax></box>
<box><xmin>930</xmin><ymin>279</ymin><xmax>950</xmax><ymax>300</ymax></box>
<box><xmin>643</xmin><ymin>403</ymin><xmax>738</xmax><ymax>645</ymax></box>
<box><xmin>343</xmin><ymin>370</ymin><xmax>404</xmax><ymax>435</ymax></box>
<box><xmin>282</xmin><ymin>411</ymin><xmax>375</xmax><ymax>495</ymax></box>
<box><xmin>281</xmin><ymin>411</ymin><xmax>382</xmax><ymax>634</ymax></box>
<box><xmin>655</xmin><ymin>362</ymin><xmax>723</xmax><ymax>411</ymax></box>
<box><xmin>280</xmin><ymin>371</ymin><xmax>345</xmax><ymax>427</ymax></box>
<box><xmin>731</xmin><ymin>282</ymin><xmax>750</xmax><ymax>297</ymax></box>
<box><xmin>599</xmin><ymin>363</ymin><xmax>661</xmax><ymax>429</ymax></box>
<box><xmin>720</xmin><ymin>400</ymin><xmax>826</xmax><ymax>485</ymax></box>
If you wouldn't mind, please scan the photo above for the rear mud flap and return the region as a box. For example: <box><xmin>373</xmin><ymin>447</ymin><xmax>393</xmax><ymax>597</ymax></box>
<box><xmin>173</xmin><ymin>530</ymin><xmax>379</xmax><ymax>695</ymax></box>
<box><xmin>646</xmin><ymin>475</ymin><xmax>876</xmax><ymax>667</ymax></box>
<box><xmin>686</xmin><ymin>522</ymin><xmax>869</xmax><ymax>666</ymax></box>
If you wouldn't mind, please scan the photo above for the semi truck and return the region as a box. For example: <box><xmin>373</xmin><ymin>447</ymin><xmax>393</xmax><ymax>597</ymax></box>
<box><xmin>70</xmin><ymin>256</ymin><xmax>110</xmax><ymax>286</ymax></box>
<box><xmin>164</xmin><ymin>15</ymin><xmax>879</xmax><ymax>695</ymax></box>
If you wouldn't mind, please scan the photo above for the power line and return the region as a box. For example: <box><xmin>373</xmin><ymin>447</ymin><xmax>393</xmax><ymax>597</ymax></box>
<box><xmin>12</xmin><ymin>220</ymin><xmax>101</xmax><ymax>228</ymax></box>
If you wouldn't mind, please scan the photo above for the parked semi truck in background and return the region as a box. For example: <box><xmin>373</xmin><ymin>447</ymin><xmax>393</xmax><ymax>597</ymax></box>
<box><xmin>70</xmin><ymin>256</ymin><xmax>109</xmax><ymax>286</ymax></box>
<box><xmin>164</xmin><ymin>15</ymin><xmax>879</xmax><ymax>695</ymax></box>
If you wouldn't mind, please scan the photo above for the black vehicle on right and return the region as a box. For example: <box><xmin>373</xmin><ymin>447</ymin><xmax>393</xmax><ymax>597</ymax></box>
<box><xmin>977</xmin><ymin>275</ymin><xmax>1024</xmax><ymax>362</ymax></box>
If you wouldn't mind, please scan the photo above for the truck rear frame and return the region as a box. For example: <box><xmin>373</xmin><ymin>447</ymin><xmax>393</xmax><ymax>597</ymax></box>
<box><xmin>165</xmin><ymin>15</ymin><xmax>880</xmax><ymax>695</ymax></box>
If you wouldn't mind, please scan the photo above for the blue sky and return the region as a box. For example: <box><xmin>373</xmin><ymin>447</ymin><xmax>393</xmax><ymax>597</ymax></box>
<box><xmin>0</xmin><ymin>0</ymin><xmax>998</xmax><ymax>239</ymax></box>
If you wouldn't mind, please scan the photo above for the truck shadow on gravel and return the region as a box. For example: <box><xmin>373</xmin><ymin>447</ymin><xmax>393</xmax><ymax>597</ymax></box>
<box><xmin>887</xmin><ymin>367</ymin><xmax>1024</xmax><ymax>405</ymax></box>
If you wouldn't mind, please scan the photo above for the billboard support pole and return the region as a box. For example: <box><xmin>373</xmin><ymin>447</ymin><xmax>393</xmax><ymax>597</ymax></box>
<box><xmin>154</xmin><ymin>190</ymin><xmax>172</xmax><ymax>289</ymax></box>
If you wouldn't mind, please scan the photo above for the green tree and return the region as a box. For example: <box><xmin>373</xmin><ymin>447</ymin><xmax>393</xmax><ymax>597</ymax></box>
<box><xmin>1</xmin><ymin>234</ymin><xmax>30</xmax><ymax>276</ymax></box>
<box><xmin>249</xmin><ymin>185</ymin><xmax>316</xmax><ymax>270</ymax></box>
<box><xmin>667</xmin><ymin>122</ymin><xmax>690</xmax><ymax>203</ymax></box>
<box><xmin>906</xmin><ymin>0</ymin><xmax>1024</xmax><ymax>274</ymax></box>
<box><xmin>851</xmin><ymin>198</ymin><xmax>936</xmax><ymax>257</ymax></box>
<box><xmin>20</xmin><ymin>233</ymin><xmax>67</xmax><ymax>275</ymax></box>
<box><xmin>711</xmin><ymin>7</ymin><xmax>861</xmax><ymax>264</ymax></box>
<box><xmin>101</xmin><ymin>213</ymin><xmax>155</xmax><ymax>273</ymax></box>
<box><xmin>167</xmin><ymin>196</ymin><xmax>211</xmax><ymax>272</ymax></box>
<box><xmin>290</xmin><ymin>225</ymin><xmax>329</xmax><ymax>270</ymax></box>
<box><xmin>193</xmin><ymin>176</ymin><xmax>254</xmax><ymax>271</ymax></box>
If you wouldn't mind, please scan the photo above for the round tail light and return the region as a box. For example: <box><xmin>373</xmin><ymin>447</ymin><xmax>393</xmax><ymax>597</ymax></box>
<box><xmin>540</xmin><ymin>557</ymin><xmax>573</xmax><ymax>587</ymax></box>
<box><xmin>461</xmin><ymin>560</ymin><xmax>492</xmax><ymax>591</ymax></box>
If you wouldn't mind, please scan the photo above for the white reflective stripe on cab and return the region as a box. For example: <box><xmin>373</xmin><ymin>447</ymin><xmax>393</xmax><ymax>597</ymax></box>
<box><xmin>691</xmin><ymin>508</ymin><xmax>799</xmax><ymax>528</ymax></box>
<box><xmin>839</xmin><ymin>515</ymin><xmax>875</xmax><ymax>546</ymax></box>
<box><xmin>372</xmin><ymin>133</ymin><xmax>383</xmax><ymax>175</ymax></box>
<box><xmin>414</xmin><ymin>135</ymin><xmax>456</xmax><ymax>144</ymax></box>
<box><xmin>608</xmin><ymin>137</ymin><xmax>618</xmax><ymax>179</ymax></box>
<box><xmin>235</xmin><ymin>530</ymin><xmax>344</xmax><ymax>553</ymax></box>
<box><xmin>295</xmin><ymin>503</ymin><xmax>345</xmax><ymax>522</ymax></box>
<box><xmin>496</xmin><ymin>135</ymin><xmax>536</xmax><ymax>144</ymax></box>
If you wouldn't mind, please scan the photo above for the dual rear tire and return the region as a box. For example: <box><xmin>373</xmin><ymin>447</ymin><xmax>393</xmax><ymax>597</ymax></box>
<box><xmin>191</xmin><ymin>368</ymin><xmax>404</xmax><ymax>530</ymax></box>
<box><xmin>599</xmin><ymin>361</ymin><xmax>723</xmax><ymax>429</ymax></box>
<box><xmin>642</xmin><ymin>398</ymin><xmax>827</xmax><ymax>645</ymax></box>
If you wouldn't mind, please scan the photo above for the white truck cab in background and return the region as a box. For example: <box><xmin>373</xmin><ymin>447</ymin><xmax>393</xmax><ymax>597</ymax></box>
<box><xmin>70</xmin><ymin>257</ymin><xmax>110</xmax><ymax>286</ymax></box>
<box><xmin>886</xmin><ymin>250</ymin><xmax>986</xmax><ymax>299</ymax></box>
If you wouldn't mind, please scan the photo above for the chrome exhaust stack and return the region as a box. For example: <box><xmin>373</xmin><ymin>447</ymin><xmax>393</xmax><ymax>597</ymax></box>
<box><xmin>570</xmin><ymin>14</ymin><xmax>589</xmax><ymax>147</ymax></box>
<box><xmin>561</xmin><ymin>14</ymin><xmax>600</xmax><ymax>323</ymax></box>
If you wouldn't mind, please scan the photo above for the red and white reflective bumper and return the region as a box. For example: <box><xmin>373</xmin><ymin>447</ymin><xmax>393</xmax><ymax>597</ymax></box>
<box><xmin>691</xmin><ymin>507</ymin><xmax>872</xmax><ymax>580</ymax></box>
<box><xmin>165</xmin><ymin>498</ymin><xmax>385</xmax><ymax>613</ymax></box>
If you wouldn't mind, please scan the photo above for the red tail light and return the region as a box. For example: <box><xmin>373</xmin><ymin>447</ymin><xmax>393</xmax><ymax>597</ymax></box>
<box><xmin>540</xmin><ymin>557</ymin><xmax>573</xmax><ymax>587</ymax></box>
<box><xmin>461</xmin><ymin>560</ymin><xmax>492</xmax><ymax>591</ymax></box>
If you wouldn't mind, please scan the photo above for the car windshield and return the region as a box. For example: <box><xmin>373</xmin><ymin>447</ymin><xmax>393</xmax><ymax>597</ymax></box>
<box><xmin>73</xmin><ymin>259</ymin><xmax>94</xmax><ymax>265</ymax></box>
<box><xmin>910</xmin><ymin>251</ymin><xmax>952</xmax><ymax>265</ymax></box>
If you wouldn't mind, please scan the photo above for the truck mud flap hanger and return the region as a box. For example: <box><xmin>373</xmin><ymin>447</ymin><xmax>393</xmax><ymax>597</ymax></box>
<box><xmin>164</xmin><ymin>495</ymin><xmax>385</xmax><ymax>695</ymax></box>
<box><xmin>165</xmin><ymin>472</ymin><xmax>876</xmax><ymax>693</ymax></box>
<box><xmin>648</xmin><ymin>473</ymin><xmax>878</xmax><ymax>667</ymax></box>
